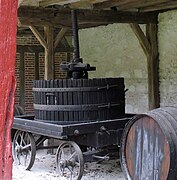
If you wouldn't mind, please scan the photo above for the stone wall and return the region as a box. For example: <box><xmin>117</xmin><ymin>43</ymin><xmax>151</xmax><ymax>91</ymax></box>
<box><xmin>79</xmin><ymin>11</ymin><xmax>177</xmax><ymax>113</ymax></box>
<box><xmin>158</xmin><ymin>10</ymin><xmax>177</xmax><ymax>106</ymax></box>
<box><xmin>79</xmin><ymin>24</ymin><xmax>148</xmax><ymax>113</ymax></box>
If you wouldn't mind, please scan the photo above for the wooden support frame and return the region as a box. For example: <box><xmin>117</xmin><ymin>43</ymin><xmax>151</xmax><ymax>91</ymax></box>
<box><xmin>130</xmin><ymin>23</ymin><xmax>151</xmax><ymax>57</ymax></box>
<box><xmin>44</xmin><ymin>26</ymin><xmax>54</xmax><ymax>80</ymax></box>
<box><xmin>130</xmin><ymin>23</ymin><xmax>160</xmax><ymax>110</ymax></box>
<box><xmin>29</xmin><ymin>26</ymin><xmax>47</xmax><ymax>49</ymax></box>
<box><xmin>18</xmin><ymin>6</ymin><xmax>158</xmax><ymax>28</ymax></box>
<box><xmin>17</xmin><ymin>45</ymin><xmax>73</xmax><ymax>53</ymax></box>
<box><xmin>146</xmin><ymin>23</ymin><xmax>160</xmax><ymax>109</ymax></box>
<box><xmin>54</xmin><ymin>28</ymin><xmax>68</xmax><ymax>49</ymax></box>
<box><xmin>140</xmin><ymin>1</ymin><xmax>177</xmax><ymax>12</ymax></box>
<box><xmin>40</xmin><ymin>0</ymin><xmax>79</xmax><ymax>7</ymax></box>
<box><xmin>61</xmin><ymin>37</ymin><xmax>71</xmax><ymax>48</ymax></box>
<box><xmin>94</xmin><ymin>0</ymin><xmax>171</xmax><ymax>10</ymax></box>
<box><xmin>28</xmin><ymin>25</ymin><xmax>72</xmax><ymax>80</ymax></box>
<box><xmin>29</xmin><ymin>26</ymin><xmax>55</xmax><ymax>80</ymax></box>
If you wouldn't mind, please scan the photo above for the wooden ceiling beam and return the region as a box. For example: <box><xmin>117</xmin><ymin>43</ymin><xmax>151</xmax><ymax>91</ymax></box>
<box><xmin>17</xmin><ymin>28</ymin><xmax>72</xmax><ymax>36</ymax></box>
<box><xmin>118</xmin><ymin>0</ymin><xmax>172</xmax><ymax>10</ymax></box>
<box><xmin>40</xmin><ymin>0</ymin><xmax>80</xmax><ymax>7</ymax></box>
<box><xmin>18</xmin><ymin>6</ymin><xmax>158</xmax><ymax>28</ymax></box>
<box><xmin>29</xmin><ymin>26</ymin><xmax>47</xmax><ymax>48</ymax></box>
<box><xmin>17</xmin><ymin>44</ymin><xmax>73</xmax><ymax>53</ymax></box>
<box><xmin>140</xmin><ymin>1</ymin><xmax>177</xmax><ymax>12</ymax></box>
<box><xmin>94</xmin><ymin>0</ymin><xmax>137</xmax><ymax>9</ymax></box>
<box><xmin>94</xmin><ymin>0</ymin><xmax>172</xmax><ymax>10</ymax></box>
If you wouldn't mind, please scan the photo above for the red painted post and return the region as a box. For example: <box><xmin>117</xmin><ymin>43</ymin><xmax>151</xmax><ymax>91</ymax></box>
<box><xmin>0</xmin><ymin>0</ymin><xmax>18</xmax><ymax>179</ymax></box>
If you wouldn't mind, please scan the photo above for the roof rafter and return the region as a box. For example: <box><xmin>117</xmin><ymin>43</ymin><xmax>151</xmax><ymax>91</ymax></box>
<box><xmin>140</xmin><ymin>1</ymin><xmax>177</xmax><ymax>12</ymax></box>
<box><xmin>94</xmin><ymin>0</ymin><xmax>174</xmax><ymax>10</ymax></box>
<box><xmin>39</xmin><ymin>0</ymin><xmax>79</xmax><ymax>7</ymax></box>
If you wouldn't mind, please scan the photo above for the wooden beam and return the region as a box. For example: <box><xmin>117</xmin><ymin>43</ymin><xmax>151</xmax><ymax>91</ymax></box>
<box><xmin>40</xmin><ymin>0</ymin><xmax>79</xmax><ymax>7</ymax></box>
<box><xmin>130</xmin><ymin>23</ymin><xmax>151</xmax><ymax>57</ymax></box>
<box><xmin>44</xmin><ymin>26</ymin><xmax>54</xmax><ymax>80</ymax></box>
<box><xmin>17</xmin><ymin>28</ymin><xmax>72</xmax><ymax>37</ymax></box>
<box><xmin>69</xmin><ymin>1</ymin><xmax>93</xmax><ymax>9</ymax></box>
<box><xmin>29</xmin><ymin>26</ymin><xmax>47</xmax><ymax>48</ymax></box>
<box><xmin>94</xmin><ymin>0</ymin><xmax>136</xmax><ymax>9</ymax></box>
<box><xmin>17</xmin><ymin>45</ymin><xmax>44</xmax><ymax>52</ymax></box>
<box><xmin>94</xmin><ymin>0</ymin><xmax>172</xmax><ymax>10</ymax></box>
<box><xmin>54</xmin><ymin>28</ymin><xmax>68</xmax><ymax>49</ymax></box>
<box><xmin>146</xmin><ymin>23</ymin><xmax>160</xmax><ymax>110</ymax></box>
<box><xmin>17</xmin><ymin>45</ymin><xmax>73</xmax><ymax>53</ymax></box>
<box><xmin>118</xmin><ymin>0</ymin><xmax>173</xmax><ymax>10</ymax></box>
<box><xmin>140</xmin><ymin>1</ymin><xmax>177</xmax><ymax>12</ymax></box>
<box><xmin>18</xmin><ymin>6</ymin><xmax>157</xmax><ymax>28</ymax></box>
<box><xmin>130</xmin><ymin>22</ymin><xmax>160</xmax><ymax>110</ymax></box>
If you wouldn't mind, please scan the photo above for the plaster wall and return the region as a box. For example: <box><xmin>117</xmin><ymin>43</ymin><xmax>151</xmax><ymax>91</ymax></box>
<box><xmin>158</xmin><ymin>10</ymin><xmax>177</xmax><ymax>106</ymax></box>
<box><xmin>79</xmin><ymin>24</ymin><xmax>148</xmax><ymax>113</ymax></box>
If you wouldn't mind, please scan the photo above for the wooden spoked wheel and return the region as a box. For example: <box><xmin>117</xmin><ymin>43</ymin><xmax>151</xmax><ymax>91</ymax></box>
<box><xmin>12</xmin><ymin>130</ymin><xmax>36</xmax><ymax>170</ymax></box>
<box><xmin>56</xmin><ymin>141</ymin><xmax>84</xmax><ymax>180</ymax></box>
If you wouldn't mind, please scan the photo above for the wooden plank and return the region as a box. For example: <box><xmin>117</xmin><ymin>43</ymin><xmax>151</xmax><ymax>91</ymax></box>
<box><xmin>17</xmin><ymin>27</ymin><xmax>73</xmax><ymax>37</ymax></box>
<box><xmin>94</xmin><ymin>0</ymin><xmax>138</xmax><ymax>9</ymax></box>
<box><xmin>18</xmin><ymin>6</ymin><xmax>157</xmax><ymax>28</ymax></box>
<box><xmin>40</xmin><ymin>0</ymin><xmax>80</xmax><ymax>7</ymax></box>
<box><xmin>54</xmin><ymin>28</ymin><xmax>68</xmax><ymax>49</ymax></box>
<box><xmin>121</xmin><ymin>0</ymin><xmax>173</xmax><ymax>10</ymax></box>
<box><xmin>29</xmin><ymin>26</ymin><xmax>47</xmax><ymax>49</ymax></box>
<box><xmin>94</xmin><ymin>0</ymin><xmax>171</xmax><ymax>10</ymax></box>
<box><xmin>146</xmin><ymin>23</ymin><xmax>160</xmax><ymax>110</ymax></box>
<box><xmin>130</xmin><ymin>23</ymin><xmax>151</xmax><ymax>57</ymax></box>
<box><xmin>140</xmin><ymin>1</ymin><xmax>177</xmax><ymax>12</ymax></box>
<box><xmin>44</xmin><ymin>26</ymin><xmax>54</xmax><ymax>80</ymax></box>
<box><xmin>17</xmin><ymin>45</ymin><xmax>74</xmax><ymax>53</ymax></box>
<box><xmin>69</xmin><ymin>1</ymin><xmax>94</xmax><ymax>9</ymax></box>
<box><xmin>0</xmin><ymin>0</ymin><xmax>18</xmax><ymax>179</ymax></box>
<box><xmin>19</xmin><ymin>52</ymin><xmax>25</xmax><ymax>109</ymax></box>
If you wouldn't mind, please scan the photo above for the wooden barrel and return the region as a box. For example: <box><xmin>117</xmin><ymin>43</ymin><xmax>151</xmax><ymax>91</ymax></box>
<box><xmin>33</xmin><ymin>78</ymin><xmax>125</xmax><ymax>124</ymax></box>
<box><xmin>121</xmin><ymin>106</ymin><xmax>177</xmax><ymax>180</ymax></box>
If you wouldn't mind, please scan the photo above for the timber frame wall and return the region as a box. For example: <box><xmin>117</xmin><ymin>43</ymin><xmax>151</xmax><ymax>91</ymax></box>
<box><xmin>17</xmin><ymin>5</ymin><xmax>160</xmax><ymax>111</ymax></box>
<box><xmin>130</xmin><ymin>23</ymin><xmax>159</xmax><ymax>110</ymax></box>
<box><xmin>15</xmin><ymin>35</ymin><xmax>71</xmax><ymax>113</ymax></box>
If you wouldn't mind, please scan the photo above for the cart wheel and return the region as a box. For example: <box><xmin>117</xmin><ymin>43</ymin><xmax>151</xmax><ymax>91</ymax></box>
<box><xmin>12</xmin><ymin>130</ymin><xmax>36</xmax><ymax>170</ymax></box>
<box><xmin>56</xmin><ymin>141</ymin><xmax>84</xmax><ymax>180</ymax></box>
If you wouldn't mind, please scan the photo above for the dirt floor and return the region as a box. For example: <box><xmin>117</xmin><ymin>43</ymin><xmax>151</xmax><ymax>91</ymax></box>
<box><xmin>12</xmin><ymin>150</ymin><xmax>125</xmax><ymax>180</ymax></box>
